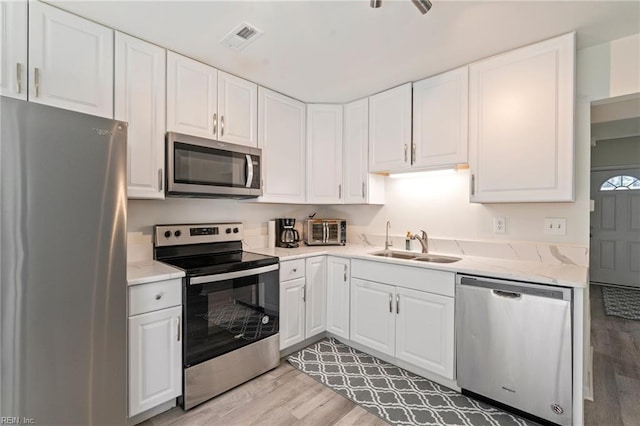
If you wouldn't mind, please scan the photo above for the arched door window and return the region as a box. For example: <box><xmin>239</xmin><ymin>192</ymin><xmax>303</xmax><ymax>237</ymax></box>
<box><xmin>599</xmin><ymin>175</ymin><xmax>640</xmax><ymax>191</ymax></box>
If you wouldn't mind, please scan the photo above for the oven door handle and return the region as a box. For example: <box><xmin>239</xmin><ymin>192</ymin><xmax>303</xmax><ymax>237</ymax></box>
<box><xmin>245</xmin><ymin>154</ymin><xmax>254</xmax><ymax>188</ymax></box>
<box><xmin>189</xmin><ymin>264</ymin><xmax>279</xmax><ymax>285</ymax></box>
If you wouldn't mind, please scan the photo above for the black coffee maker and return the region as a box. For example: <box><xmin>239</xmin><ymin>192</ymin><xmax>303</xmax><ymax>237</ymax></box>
<box><xmin>275</xmin><ymin>218</ymin><xmax>300</xmax><ymax>248</ymax></box>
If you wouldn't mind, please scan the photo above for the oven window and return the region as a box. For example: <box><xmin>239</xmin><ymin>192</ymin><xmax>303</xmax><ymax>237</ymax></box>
<box><xmin>310</xmin><ymin>223</ymin><xmax>324</xmax><ymax>242</ymax></box>
<box><xmin>326</xmin><ymin>223</ymin><xmax>339</xmax><ymax>241</ymax></box>
<box><xmin>184</xmin><ymin>269</ymin><xmax>279</xmax><ymax>367</ymax></box>
<box><xmin>174</xmin><ymin>142</ymin><xmax>247</xmax><ymax>188</ymax></box>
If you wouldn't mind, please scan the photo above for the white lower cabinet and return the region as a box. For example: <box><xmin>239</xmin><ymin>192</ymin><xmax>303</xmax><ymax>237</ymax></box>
<box><xmin>305</xmin><ymin>256</ymin><xmax>328</xmax><ymax>337</ymax></box>
<box><xmin>279</xmin><ymin>276</ymin><xmax>306</xmax><ymax>349</ymax></box>
<box><xmin>326</xmin><ymin>257</ymin><xmax>350</xmax><ymax>339</ymax></box>
<box><xmin>350</xmin><ymin>259</ymin><xmax>455</xmax><ymax>380</ymax></box>
<box><xmin>128</xmin><ymin>279</ymin><xmax>182</xmax><ymax>418</ymax></box>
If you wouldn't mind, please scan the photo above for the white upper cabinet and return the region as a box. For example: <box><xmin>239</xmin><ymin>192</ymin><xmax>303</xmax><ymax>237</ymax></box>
<box><xmin>29</xmin><ymin>1</ymin><xmax>114</xmax><ymax>118</ymax></box>
<box><xmin>368</xmin><ymin>83</ymin><xmax>412</xmax><ymax>173</ymax></box>
<box><xmin>115</xmin><ymin>32</ymin><xmax>166</xmax><ymax>200</ymax></box>
<box><xmin>469</xmin><ymin>32</ymin><xmax>575</xmax><ymax>203</ymax></box>
<box><xmin>217</xmin><ymin>71</ymin><xmax>258</xmax><ymax>147</ymax></box>
<box><xmin>166</xmin><ymin>51</ymin><xmax>218</xmax><ymax>139</ymax></box>
<box><xmin>306</xmin><ymin>104</ymin><xmax>344</xmax><ymax>204</ymax></box>
<box><xmin>412</xmin><ymin>66</ymin><xmax>468</xmax><ymax>169</ymax></box>
<box><xmin>0</xmin><ymin>1</ymin><xmax>27</xmax><ymax>100</ymax></box>
<box><xmin>257</xmin><ymin>87</ymin><xmax>306</xmax><ymax>203</ymax></box>
<box><xmin>343</xmin><ymin>98</ymin><xmax>385</xmax><ymax>204</ymax></box>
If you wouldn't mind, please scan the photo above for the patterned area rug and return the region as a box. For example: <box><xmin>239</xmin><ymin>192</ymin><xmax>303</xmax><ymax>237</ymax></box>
<box><xmin>288</xmin><ymin>338</ymin><xmax>534</xmax><ymax>426</ymax></box>
<box><xmin>602</xmin><ymin>286</ymin><xmax>640</xmax><ymax>320</ymax></box>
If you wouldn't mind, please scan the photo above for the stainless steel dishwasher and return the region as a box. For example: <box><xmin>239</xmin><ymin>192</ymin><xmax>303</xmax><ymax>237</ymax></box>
<box><xmin>456</xmin><ymin>275</ymin><xmax>572</xmax><ymax>426</ymax></box>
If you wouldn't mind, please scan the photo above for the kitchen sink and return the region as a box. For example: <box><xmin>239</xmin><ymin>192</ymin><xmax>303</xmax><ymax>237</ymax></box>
<box><xmin>369</xmin><ymin>251</ymin><xmax>461</xmax><ymax>263</ymax></box>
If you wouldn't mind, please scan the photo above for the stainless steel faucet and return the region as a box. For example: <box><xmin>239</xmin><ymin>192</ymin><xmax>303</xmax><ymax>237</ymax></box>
<box><xmin>414</xmin><ymin>230</ymin><xmax>429</xmax><ymax>253</ymax></box>
<box><xmin>385</xmin><ymin>221</ymin><xmax>393</xmax><ymax>250</ymax></box>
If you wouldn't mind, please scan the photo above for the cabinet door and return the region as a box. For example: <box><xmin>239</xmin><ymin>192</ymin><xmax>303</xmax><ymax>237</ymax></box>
<box><xmin>306</xmin><ymin>104</ymin><xmax>343</xmax><ymax>204</ymax></box>
<box><xmin>217</xmin><ymin>71</ymin><xmax>257</xmax><ymax>147</ymax></box>
<box><xmin>257</xmin><ymin>87</ymin><xmax>306</xmax><ymax>203</ymax></box>
<box><xmin>29</xmin><ymin>1</ymin><xmax>114</xmax><ymax>118</ymax></box>
<box><xmin>0</xmin><ymin>1</ymin><xmax>27</xmax><ymax>100</ymax></box>
<box><xmin>279</xmin><ymin>277</ymin><xmax>306</xmax><ymax>350</ymax></box>
<box><xmin>129</xmin><ymin>306</ymin><xmax>182</xmax><ymax>417</ymax></box>
<box><xmin>469</xmin><ymin>32</ymin><xmax>575</xmax><ymax>202</ymax></box>
<box><xmin>412</xmin><ymin>67</ymin><xmax>468</xmax><ymax>169</ymax></box>
<box><xmin>326</xmin><ymin>257</ymin><xmax>350</xmax><ymax>339</ymax></box>
<box><xmin>305</xmin><ymin>256</ymin><xmax>327</xmax><ymax>338</ymax></box>
<box><xmin>115</xmin><ymin>32</ymin><xmax>166</xmax><ymax>200</ymax></box>
<box><xmin>166</xmin><ymin>51</ymin><xmax>218</xmax><ymax>139</ymax></box>
<box><xmin>395</xmin><ymin>288</ymin><xmax>455</xmax><ymax>379</ymax></box>
<box><xmin>368</xmin><ymin>83</ymin><xmax>412</xmax><ymax>173</ymax></box>
<box><xmin>350</xmin><ymin>278</ymin><xmax>395</xmax><ymax>357</ymax></box>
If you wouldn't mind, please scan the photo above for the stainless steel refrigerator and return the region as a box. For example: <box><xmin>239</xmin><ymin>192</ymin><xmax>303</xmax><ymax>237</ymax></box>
<box><xmin>1</xmin><ymin>97</ymin><xmax>127</xmax><ymax>425</ymax></box>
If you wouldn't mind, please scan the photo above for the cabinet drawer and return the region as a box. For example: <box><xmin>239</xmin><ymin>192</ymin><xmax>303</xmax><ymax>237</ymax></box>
<box><xmin>129</xmin><ymin>278</ymin><xmax>182</xmax><ymax>316</ymax></box>
<box><xmin>280</xmin><ymin>259</ymin><xmax>305</xmax><ymax>281</ymax></box>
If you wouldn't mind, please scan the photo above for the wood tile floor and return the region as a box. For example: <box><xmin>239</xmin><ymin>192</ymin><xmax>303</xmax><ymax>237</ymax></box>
<box><xmin>144</xmin><ymin>284</ymin><xmax>640</xmax><ymax>426</ymax></box>
<box><xmin>584</xmin><ymin>285</ymin><xmax>640</xmax><ymax>426</ymax></box>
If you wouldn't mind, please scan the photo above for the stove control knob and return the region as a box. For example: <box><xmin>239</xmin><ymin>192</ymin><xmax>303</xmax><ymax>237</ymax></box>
<box><xmin>225</xmin><ymin>228</ymin><xmax>232</xmax><ymax>234</ymax></box>
<box><xmin>174</xmin><ymin>230</ymin><xmax>182</xmax><ymax>237</ymax></box>
<box><xmin>233</xmin><ymin>227</ymin><xmax>239</xmax><ymax>233</ymax></box>
<box><xmin>164</xmin><ymin>230</ymin><xmax>172</xmax><ymax>238</ymax></box>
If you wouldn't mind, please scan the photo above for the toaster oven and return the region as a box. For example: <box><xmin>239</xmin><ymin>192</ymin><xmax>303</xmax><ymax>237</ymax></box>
<box><xmin>304</xmin><ymin>219</ymin><xmax>346</xmax><ymax>246</ymax></box>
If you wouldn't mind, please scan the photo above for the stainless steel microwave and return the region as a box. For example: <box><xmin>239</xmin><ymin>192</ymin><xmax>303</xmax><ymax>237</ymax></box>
<box><xmin>166</xmin><ymin>132</ymin><xmax>262</xmax><ymax>198</ymax></box>
<box><xmin>304</xmin><ymin>219</ymin><xmax>347</xmax><ymax>246</ymax></box>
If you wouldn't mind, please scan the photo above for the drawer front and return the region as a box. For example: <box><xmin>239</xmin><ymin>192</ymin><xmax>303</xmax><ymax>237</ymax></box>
<box><xmin>129</xmin><ymin>278</ymin><xmax>182</xmax><ymax>316</ymax></box>
<box><xmin>280</xmin><ymin>259</ymin><xmax>305</xmax><ymax>281</ymax></box>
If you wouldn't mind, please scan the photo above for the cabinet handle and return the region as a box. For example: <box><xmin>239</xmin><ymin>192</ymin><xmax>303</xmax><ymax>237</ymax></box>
<box><xmin>404</xmin><ymin>144</ymin><xmax>408</xmax><ymax>162</ymax></box>
<box><xmin>412</xmin><ymin>144</ymin><xmax>416</xmax><ymax>164</ymax></box>
<box><xmin>16</xmin><ymin>63</ymin><xmax>22</xmax><ymax>94</ymax></box>
<box><xmin>338</xmin><ymin>184</ymin><xmax>342</xmax><ymax>199</ymax></box>
<box><xmin>176</xmin><ymin>317</ymin><xmax>181</xmax><ymax>341</ymax></box>
<box><xmin>343</xmin><ymin>264</ymin><xmax>347</xmax><ymax>282</ymax></box>
<box><xmin>302</xmin><ymin>286</ymin><xmax>306</xmax><ymax>302</ymax></box>
<box><xmin>389</xmin><ymin>293</ymin><xmax>393</xmax><ymax>313</ymax></box>
<box><xmin>292</xmin><ymin>268</ymin><xmax>297</xmax><ymax>273</ymax></box>
<box><xmin>213</xmin><ymin>113</ymin><xmax>218</xmax><ymax>135</ymax></box>
<box><xmin>221</xmin><ymin>115</ymin><xmax>225</xmax><ymax>137</ymax></box>
<box><xmin>362</xmin><ymin>182</ymin><xmax>365</xmax><ymax>198</ymax></box>
<box><xmin>471</xmin><ymin>174</ymin><xmax>475</xmax><ymax>196</ymax></box>
<box><xmin>34</xmin><ymin>67</ymin><xmax>40</xmax><ymax>97</ymax></box>
<box><xmin>158</xmin><ymin>168</ymin><xmax>163</xmax><ymax>191</ymax></box>
<box><xmin>396</xmin><ymin>295</ymin><xmax>400</xmax><ymax>315</ymax></box>
<box><xmin>155</xmin><ymin>293</ymin><xmax>162</xmax><ymax>300</ymax></box>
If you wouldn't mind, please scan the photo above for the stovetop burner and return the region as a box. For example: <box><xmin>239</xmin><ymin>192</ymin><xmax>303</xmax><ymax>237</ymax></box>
<box><xmin>159</xmin><ymin>250</ymin><xmax>278</xmax><ymax>277</ymax></box>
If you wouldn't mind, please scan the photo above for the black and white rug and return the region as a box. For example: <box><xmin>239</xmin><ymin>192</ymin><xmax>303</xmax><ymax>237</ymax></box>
<box><xmin>288</xmin><ymin>338</ymin><xmax>534</xmax><ymax>426</ymax></box>
<box><xmin>602</xmin><ymin>286</ymin><xmax>640</xmax><ymax>320</ymax></box>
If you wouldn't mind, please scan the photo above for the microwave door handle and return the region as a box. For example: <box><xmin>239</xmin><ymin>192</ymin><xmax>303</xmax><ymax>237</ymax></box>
<box><xmin>324</xmin><ymin>222</ymin><xmax>328</xmax><ymax>243</ymax></box>
<box><xmin>245</xmin><ymin>154</ymin><xmax>253</xmax><ymax>188</ymax></box>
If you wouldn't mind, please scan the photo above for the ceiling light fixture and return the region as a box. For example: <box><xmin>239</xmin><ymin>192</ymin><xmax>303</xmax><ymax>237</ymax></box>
<box><xmin>370</xmin><ymin>0</ymin><xmax>432</xmax><ymax>14</ymax></box>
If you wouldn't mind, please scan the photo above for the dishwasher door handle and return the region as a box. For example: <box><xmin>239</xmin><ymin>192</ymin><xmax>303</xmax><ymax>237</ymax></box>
<box><xmin>493</xmin><ymin>290</ymin><xmax>522</xmax><ymax>299</ymax></box>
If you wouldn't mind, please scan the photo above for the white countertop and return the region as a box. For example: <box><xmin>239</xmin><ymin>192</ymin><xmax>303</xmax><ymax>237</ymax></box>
<box><xmin>127</xmin><ymin>260</ymin><xmax>185</xmax><ymax>286</ymax></box>
<box><xmin>248</xmin><ymin>245</ymin><xmax>588</xmax><ymax>288</ymax></box>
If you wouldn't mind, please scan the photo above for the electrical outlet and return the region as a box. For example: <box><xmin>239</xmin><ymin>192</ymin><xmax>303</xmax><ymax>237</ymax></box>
<box><xmin>544</xmin><ymin>217</ymin><xmax>567</xmax><ymax>235</ymax></box>
<box><xmin>493</xmin><ymin>217</ymin><xmax>506</xmax><ymax>234</ymax></box>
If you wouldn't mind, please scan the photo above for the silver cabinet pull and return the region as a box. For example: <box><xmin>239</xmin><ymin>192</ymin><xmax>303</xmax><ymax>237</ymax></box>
<box><xmin>155</xmin><ymin>293</ymin><xmax>162</xmax><ymax>300</ymax></box>
<box><xmin>389</xmin><ymin>294</ymin><xmax>393</xmax><ymax>313</ymax></box>
<box><xmin>396</xmin><ymin>295</ymin><xmax>400</xmax><ymax>315</ymax></box>
<box><xmin>471</xmin><ymin>174</ymin><xmax>475</xmax><ymax>196</ymax></box>
<box><xmin>292</xmin><ymin>268</ymin><xmax>297</xmax><ymax>273</ymax></box>
<box><xmin>158</xmin><ymin>168</ymin><xmax>163</xmax><ymax>191</ymax></box>
<box><xmin>213</xmin><ymin>113</ymin><xmax>218</xmax><ymax>135</ymax></box>
<box><xmin>16</xmin><ymin>63</ymin><xmax>22</xmax><ymax>94</ymax></box>
<box><xmin>302</xmin><ymin>286</ymin><xmax>306</xmax><ymax>302</ymax></box>
<box><xmin>176</xmin><ymin>317</ymin><xmax>181</xmax><ymax>341</ymax></box>
<box><xmin>404</xmin><ymin>144</ymin><xmax>408</xmax><ymax>162</ymax></box>
<box><xmin>343</xmin><ymin>264</ymin><xmax>347</xmax><ymax>282</ymax></box>
<box><xmin>34</xmin><ymin>67</ymin><xmax>40</xmax><ymax>97</ymax></box>
<box><xmin>362</xmin><ymin>182</ymin><xmax>365</xmax><ymax>198</ymax></box>
<box><xmin>221</xmin><ymin>115</ymin><xmax>225</xmax><ymax>137</ymax></box>
<box><xmin>338</xmin><ymin>184</ymin><xmax>342</xmax><ymax>199</ymax></box>
<box><xmin>412</xmin><ymin>144</ymin><xmax>416</xmax><ymax>164</ymax></box>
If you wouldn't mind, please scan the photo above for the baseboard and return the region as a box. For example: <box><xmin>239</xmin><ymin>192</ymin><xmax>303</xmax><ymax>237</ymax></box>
<box><xmin>127</xmin><ymin>399</ymin><xmax>176</xmax><ymax>426</ymax></box>
<box><xmin>279</xmin><ymin>332</ymin><xmax>327</xmax><ymax>358</ymax></box>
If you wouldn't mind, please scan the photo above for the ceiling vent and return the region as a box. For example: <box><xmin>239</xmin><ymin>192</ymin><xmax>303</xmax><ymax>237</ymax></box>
<box><xmin>221</xmin><ymin>22</ymin><xmax>263</xmax><ymax>51</ymax></box>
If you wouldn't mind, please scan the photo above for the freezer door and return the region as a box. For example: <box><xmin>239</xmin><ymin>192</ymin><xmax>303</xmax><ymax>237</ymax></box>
<box><xmin>1</xmin><ymin>97</ymin><xmax>127</xmax><ymax>425</ymax></box>
<box><xmin>456</xmin><ymin>280</ymin><xmax>572</xmax><ymax>425</ymax></box>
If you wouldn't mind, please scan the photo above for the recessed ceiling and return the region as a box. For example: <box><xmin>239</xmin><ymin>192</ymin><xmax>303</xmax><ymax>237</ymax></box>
<box><xmin>50</xmin><ymin>0</ymin><xmax>640</xmax><ymax>103</ymax></box>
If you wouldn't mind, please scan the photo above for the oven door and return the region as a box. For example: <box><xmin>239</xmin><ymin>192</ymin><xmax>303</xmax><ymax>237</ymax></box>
<box><xmin>166</xmin><ymin>132</ymin><xmax>261</xmax><ymax>198</ymax></box>
<box><xmin>184</xmin><ymin>264</ymin><xmax>279</xmax><ymax>368</ymax></box>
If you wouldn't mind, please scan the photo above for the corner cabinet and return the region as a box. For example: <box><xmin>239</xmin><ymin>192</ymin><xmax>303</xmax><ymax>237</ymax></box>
<box><xmin>306</xmin><ymin>104</ymin><xmax>344</xmax><ymax>204</ymax></box>
<box><xmin>257</xmin><ymin>87</ymin><xmax>306</xmax><ymax>203</ymax></box>
<box><xmin>326</xmin><ymin>257</ymin><xmax>350</xmax><ymax>339</ymax></box>
<box><xmin>29</xmin><ymin>1</ymin><xmax>114</xmax><ymax>118</ymax></box>
<box><xmin>469</xmin><ymin>32</ymin><xmax>575</xmax><ymax>203</ymax></box>
<box><xmin>412</xmin><ymin>66</ymin><xmax>468</xmax><ymax>169</ymax></box>
<box><xmin>128</xmin><ymin>279</ymin><xmax>182</xmax><ymax>418</ymax></box>
<box><xmin>0</xmin><ymin>1</ymin><xmax>27</xmax><ymax>100</ymax></box>
<box><xmin>115</xmin><ymin>32</ymin><xmax>166</xmax><ymax>200</ymax></box>
<box><xmin>368</xmin><ymin>83</ymin><xmax>412</xmax><ymax>173</ymax></box>
<box><xmin>343</xmin><ymin>98</ymin><xmax>385</xmax><ymax>204</ymax></box>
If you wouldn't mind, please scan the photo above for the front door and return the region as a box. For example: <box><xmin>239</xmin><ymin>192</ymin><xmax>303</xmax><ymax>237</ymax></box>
<box><xmin>590</xmin><ymin>168</ymin><xmax>640</xmax><ymax>288</ymax></box>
